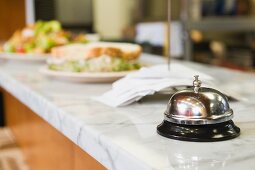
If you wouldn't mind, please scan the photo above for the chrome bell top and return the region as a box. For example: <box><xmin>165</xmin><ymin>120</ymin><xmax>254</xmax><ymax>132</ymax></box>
<box><xmin>164</xmin><ymin>75</ymin><xmax>233</xmax><ymax>125</ymax></box>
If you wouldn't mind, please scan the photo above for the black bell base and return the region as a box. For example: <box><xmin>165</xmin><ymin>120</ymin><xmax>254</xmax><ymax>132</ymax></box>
<box><xmin>157</xmin><ymin>120</ymin><xmax>240</xmax><ymax>142</ymax></box>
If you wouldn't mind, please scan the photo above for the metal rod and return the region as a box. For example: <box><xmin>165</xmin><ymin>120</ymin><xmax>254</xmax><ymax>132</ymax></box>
<box><xmin>181</xmin><ymin>0</ymin><xmax>192</xmax><ymax>61</ymax></box>
<box><xmin>166</xmin><ymin>0</ymin><xmax>171</xmax><ymax>70</ymax></box>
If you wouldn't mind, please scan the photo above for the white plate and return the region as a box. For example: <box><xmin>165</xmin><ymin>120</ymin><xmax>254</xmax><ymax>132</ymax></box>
<box><xmin>40</xmin><ymin>66</ymin><xmax>135</xmax><ymax>83</ymax></box>
<box><xmin>0</xmin><ymin>52</ymin><xmax>50</xmax><ymax>62</ymax></box>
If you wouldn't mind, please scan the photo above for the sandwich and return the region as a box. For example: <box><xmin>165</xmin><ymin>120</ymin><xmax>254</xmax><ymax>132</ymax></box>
<box><xmin>48</xmin><ymin>42</ymin><xmax>142</xmax><ymax>72</ymax></box>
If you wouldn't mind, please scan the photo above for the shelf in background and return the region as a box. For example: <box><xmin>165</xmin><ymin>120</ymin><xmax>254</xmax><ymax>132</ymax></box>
<box><xmin>187</xmin><ymin>17</ymin><xmax>255</xmax><ymax>31</ymax></box>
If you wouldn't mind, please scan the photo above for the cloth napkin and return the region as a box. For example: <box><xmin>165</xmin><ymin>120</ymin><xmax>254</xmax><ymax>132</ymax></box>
<box><xmin>96</xmin><ymin>64</ymin><xmax>214</xmax><ymax>107</ymax></box>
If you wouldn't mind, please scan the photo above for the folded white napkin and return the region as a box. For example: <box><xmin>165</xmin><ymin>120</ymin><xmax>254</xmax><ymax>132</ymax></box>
<box><xmin>96</xmin><ymin>64</ymin><xmax>214</xmax><ymax>107</ymax></box>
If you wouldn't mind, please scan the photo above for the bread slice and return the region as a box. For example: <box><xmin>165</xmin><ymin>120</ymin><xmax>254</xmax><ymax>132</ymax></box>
<box><xmin>51</xmin><ymin>42</ymin><xmax>142</xmax><ymax>60</ymax></box>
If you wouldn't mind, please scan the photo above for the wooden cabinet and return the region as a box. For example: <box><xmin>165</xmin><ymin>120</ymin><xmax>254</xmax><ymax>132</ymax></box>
<box><xmin>0</xmin><ymin>0</ymin><xmax>26</xmax><ymax>41</ymax></box>
<box><xmin>3</xmin><ymin>91</ymin><xmax>106</xmax><ymax>170</ymax></box>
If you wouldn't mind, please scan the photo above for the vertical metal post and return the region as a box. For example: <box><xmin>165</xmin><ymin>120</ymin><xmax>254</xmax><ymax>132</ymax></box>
<box><xmin>165</xmin><ymin>0</ymin><xmax>171</xmax><ymax>70</ymax></box>
<box><xmin>181</xmin><ymin>0</ymin><xmax>192</xmax><ymax>61</ymax></box>
<box><xmin>25</xmin><ymin>0</ymin><xmax>35</xmax><ymax>24</ymax></box>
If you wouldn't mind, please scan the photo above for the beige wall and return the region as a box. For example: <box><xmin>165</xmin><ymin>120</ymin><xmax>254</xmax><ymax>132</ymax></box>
<box><xmin>55</xmin><ymin>0</ymin><xmax>92</xmax><ymax>24</ymax></box>
<box><xmin>144</xmin><ymin>0</ymin><xmax>180</xmax><ymax>20</ymax></box>
<box><xmin>93</xmin><ymin>0</ymin><xmax>181</xmax><ymax>39</ymax></box>
<box><xmin>148</xmin><ymin>0</ymin><xmax>167</xmax><ymax>20</ymax></box>
<box><xmin>93</xmin><ymin>0</ymin><xmax>136</xmax><ymax>39</ymax></box>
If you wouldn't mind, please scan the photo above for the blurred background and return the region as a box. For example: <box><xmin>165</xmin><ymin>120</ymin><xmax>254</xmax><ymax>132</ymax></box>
<box><xmin>1</xmin><ymin>0</ymin><xmax>255</xmax><ymax>71</ymax></box>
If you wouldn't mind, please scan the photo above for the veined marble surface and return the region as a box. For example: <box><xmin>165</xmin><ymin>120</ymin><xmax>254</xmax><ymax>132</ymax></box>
<box><xmin>0</xmin><ymin>54</ymin><xmax>254</xmax><ymax>170</ymax></box>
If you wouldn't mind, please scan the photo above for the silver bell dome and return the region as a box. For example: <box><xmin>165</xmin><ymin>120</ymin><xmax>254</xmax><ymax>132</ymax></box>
<box><xmin>164</xmin><ymin>75</ymin><xmax>233</xmax><ymax>125</ymax></box>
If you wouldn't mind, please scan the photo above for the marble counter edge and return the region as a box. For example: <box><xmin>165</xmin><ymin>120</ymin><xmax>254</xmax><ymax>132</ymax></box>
<box><xmin>0</xmin><ymin>71</ymin><xmax>155</xmax><ymax>170</ymax></box>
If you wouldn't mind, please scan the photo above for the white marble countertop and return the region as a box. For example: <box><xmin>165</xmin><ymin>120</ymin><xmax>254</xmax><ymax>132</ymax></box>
<box><xmin>0</xmin><ymin>54</ymin><xmax>254</xmax><ymax>170</ymax></box>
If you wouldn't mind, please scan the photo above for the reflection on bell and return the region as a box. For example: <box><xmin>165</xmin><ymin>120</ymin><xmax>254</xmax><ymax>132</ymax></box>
<box><xmin>157</xmin><ymin>75</ymin><xmax>240</xmax><ymax>142</ymax></box>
